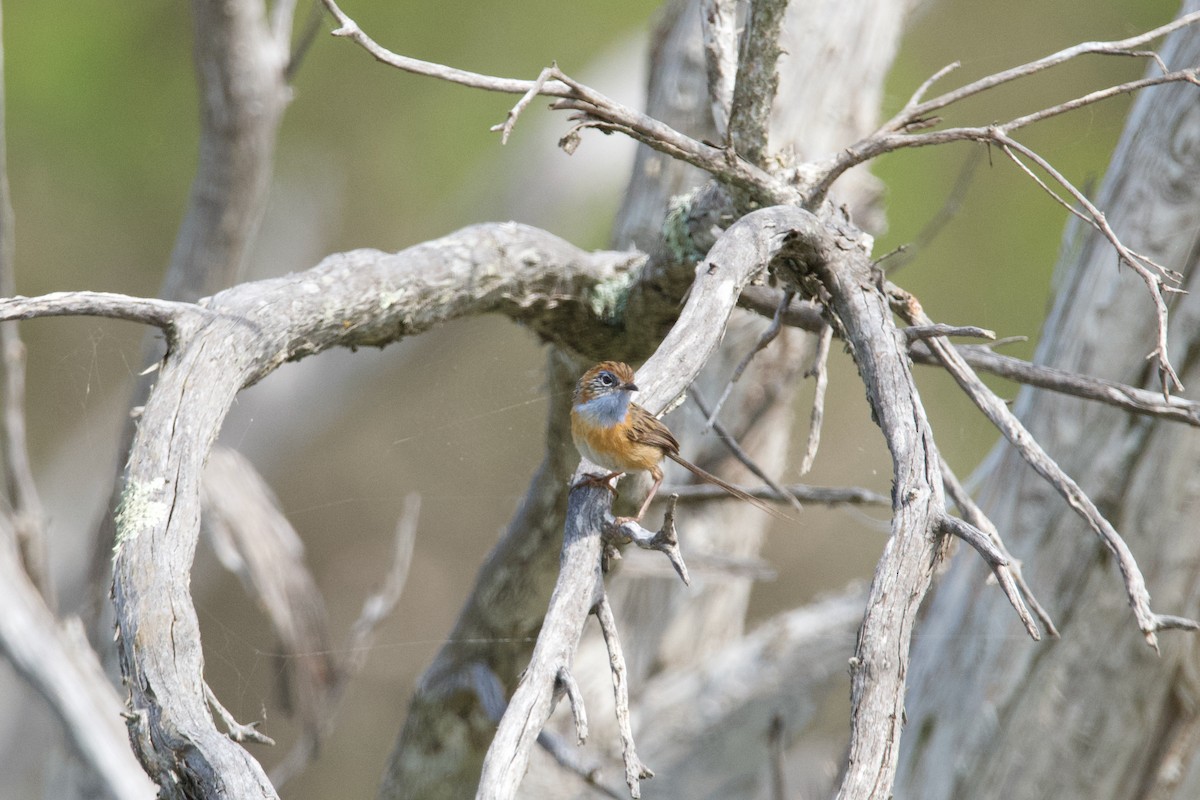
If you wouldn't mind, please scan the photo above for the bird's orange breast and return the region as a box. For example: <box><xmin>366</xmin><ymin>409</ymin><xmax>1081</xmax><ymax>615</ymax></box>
<box><xmin>572</xmin><ymin>410</ymin><xmax>664</xmax><ymax>475</ymax></box>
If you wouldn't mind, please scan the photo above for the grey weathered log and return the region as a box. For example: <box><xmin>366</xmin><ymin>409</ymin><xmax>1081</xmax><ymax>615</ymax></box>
<box><xmin>898</xmin><ymin>6</ymin><xmax>1200</xmax><ymax>799</ymax></box>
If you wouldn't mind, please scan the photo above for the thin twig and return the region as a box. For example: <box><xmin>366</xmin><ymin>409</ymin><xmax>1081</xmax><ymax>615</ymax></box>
<box><xmin>704</xmin><ymin>288</ymin><xmax>795</xmax><ymax>429</ymax></box>
<box><xmin>492</xmin><ymin>64</ymin><xmax>559</xmax><ymax>144</ymax></box>
<box><xmin>880</xmin><ymin>12</ymin><xmax>1200</xmax><ymax>132</ymax></box>
<box><xmin>610</xmin><ymin>495</ymin><xmax>690</xmax><ymax>585</ymax></box>
<box><xmin>903</xmin><ymin>323</ymin><xmax>995</xmax><ymax>343</ymax></box>
<box><xmin>667</xmin><ymin>481</ymin><xmax>888</xmax><ymax>507</ymax></box>
<box><xmin>993</xmin><ymin>133</ymin><xmax>1183</xmax><ymax>395</ymax></box>
<box><xmin>319</xmin><ymin>0</ymin><xmax>795</xmax><ymax>202</ymax></box>
<box><xmin>743</xmin><ymin>283</ymin><xmax>1200</xmax><ymax>427</ymax></box>
<box><xmin>690</xmin><ymin>388</ymin><xmax>805</xmax><ymax>513</ymax></box>
<box><xmin>0</xmin><ymin>291</ymin><xmax>201</xmax><ymax>331</ymax></box>
<box><xmin>940</xmin><ymin>459</ymin><xmax>1058</xmax><ymax>637</ymax></box>
<box><xmin>809</xmin><ymin>24</ymin><xmax>1200</xmax><ymax>201</ymax></box>
<box><xmin>939</xmin><ymin>514</ymin><xmax>1039</xmax><ymax>640</ymax></box>
<box><xmin>910</xmin><ymin>342</ymin><xmax>1200</xmax><ymax>426</ymax></box>
<box><xmin>595</xmin><ymin>593</ymin><xmax>653</xmax><ymax>799</ymax></box>
<box><xmin>800</xmin><ymin>323</ymin><xmax>833</xmax><ymax>475</ymax></box>
<box><xmin>204</xmin><ymin>683</ymin><xmax>275</xmax><ymax>746</ymax></box>
<box><xmin>556</xmin><ymin>667</ymin><xmax>588</xmax><ymax>744</ymax></box>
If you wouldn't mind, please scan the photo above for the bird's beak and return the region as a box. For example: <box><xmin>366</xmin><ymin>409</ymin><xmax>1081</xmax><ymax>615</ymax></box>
<box><xmin>623</xmin><ymin>381</ymin><xmax>638</xmax><ymax>392</ymax></box>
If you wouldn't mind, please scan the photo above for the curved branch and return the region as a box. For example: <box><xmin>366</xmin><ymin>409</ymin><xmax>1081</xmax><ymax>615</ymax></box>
<box><xmin>48</xmin><ymin>222</ymin><xmax>647</xmax><ymax>800</ymax></box>
<box><xmin>477</xmin><ymin>206</ymin><xmax>819</xmax><ymax>799</ymax></box>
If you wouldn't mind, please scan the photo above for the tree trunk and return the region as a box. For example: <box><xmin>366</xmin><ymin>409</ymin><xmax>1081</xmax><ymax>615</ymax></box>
<box><xmin>898</xmin><ymin>5</ymin><xmax>1200</xmax><ymax>799</ymax></box>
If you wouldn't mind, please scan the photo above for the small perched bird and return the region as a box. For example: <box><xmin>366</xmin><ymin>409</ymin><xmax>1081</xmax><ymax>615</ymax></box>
<box><xmin>570</xmin><ymin>360</ymin><xmax>779</xmax><ymax>522</ymax></box>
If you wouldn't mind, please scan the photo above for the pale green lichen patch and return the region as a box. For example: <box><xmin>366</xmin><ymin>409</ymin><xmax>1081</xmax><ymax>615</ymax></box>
<box><xmin>662</xmin><ymin>188</ymin><xmax>707</xmax><ymax>265</ymax></box>
<box><xmin>587</xmin><ymin>268</ymin><xmax>640</xmax><ymax>324</ymax></box>
<box><xmin>113</xmin><ymin>477</ymin><xmax>169</xmax><ymax>559</ymax></box>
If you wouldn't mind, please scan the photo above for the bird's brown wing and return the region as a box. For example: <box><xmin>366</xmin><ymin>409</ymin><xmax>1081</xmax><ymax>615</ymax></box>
<box><xmin>627</xmin><ymin>403</ymin><xmax>679</xmax><ymax>456</ymax></box>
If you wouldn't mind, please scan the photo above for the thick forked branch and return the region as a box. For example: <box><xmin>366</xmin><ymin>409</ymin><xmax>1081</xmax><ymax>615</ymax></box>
<box><xmin>477</xmin><ymin>206</ymin><xmax>819</xmax><ymax>800</ymax></box>
<box><xmin>778</xmin><ymin>214</ymin><xmax>949</xmax><ymax>800</ymax></box>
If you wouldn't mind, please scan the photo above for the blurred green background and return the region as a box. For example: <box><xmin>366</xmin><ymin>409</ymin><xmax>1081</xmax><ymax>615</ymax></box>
<box><xmin>0</xmin><ymin>0</ymin><xmax>1182</xmax><ymax>797</ymax></box>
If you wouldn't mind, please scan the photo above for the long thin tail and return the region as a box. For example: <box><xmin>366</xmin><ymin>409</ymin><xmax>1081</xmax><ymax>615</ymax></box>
<box><xmin>666</xmin><ymin>452</ymin><xmax>795</xmax><ymax>522</ymax></box>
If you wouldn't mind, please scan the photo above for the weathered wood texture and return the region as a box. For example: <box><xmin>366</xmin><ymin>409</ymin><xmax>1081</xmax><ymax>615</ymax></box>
<box><xmin>898</xmin><ymin>7</ymin><xmax>1200</xmax><ymax>800</ymax></box>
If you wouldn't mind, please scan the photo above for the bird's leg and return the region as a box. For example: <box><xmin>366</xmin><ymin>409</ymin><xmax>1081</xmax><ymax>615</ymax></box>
<box><xmin>630</xmin><ymin>468</ymin><xmax>664</xmax><ymax>523</ymax></box>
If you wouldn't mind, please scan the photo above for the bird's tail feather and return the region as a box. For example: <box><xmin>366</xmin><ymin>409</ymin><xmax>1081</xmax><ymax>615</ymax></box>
<box><xmin>666</xmin><ymin>452</ymin><xmax>794</xmax><ymax>522</ymax></box>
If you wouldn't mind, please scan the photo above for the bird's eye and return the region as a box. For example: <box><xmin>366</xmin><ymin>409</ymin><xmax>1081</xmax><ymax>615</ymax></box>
<box><xmin>598</xmin><ymin>372</ymin><xmax>615</xmax><ymax>386</ymax></box>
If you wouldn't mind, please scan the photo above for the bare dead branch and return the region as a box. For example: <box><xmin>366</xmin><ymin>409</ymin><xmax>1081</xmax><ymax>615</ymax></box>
<box><xmin>903</xmin><ymin>323</ymin><xmax>995</xmax><ymax>343</ymax></box>
<box><xmin>204</xmin><ymin>683</ymin><xmax>275</xmax><ymax>746</ymax></box>
<box><xmin>556</xmin><ymin>667</ymin><xmax>588</xmax><ymax>744</ymax></box>
<box><xmin>729</xmin><ymin>0</ymin><xmax>790</xmax><ymax>166</ymax></box>
<box><xmin>799</xmin><ymin>323</ymin><xmax>833</xmax><ymax>475</ymax></box>
<box><xmin>320</xmin><ymin>0</ymin><xmax>797</xmax><ymax>203</ymax></box>
<box><xmin>938</xmin><ymin>514</ymin><xmax>1040</xmax><ymax>640</ymax></box>
<box><xmin>700</xmin><ymin>0</ymin><xmax>738</xmax><ymax>138</ymax></box>
<box><xmin>611</xmin><ymin>495</ymin><xmax>691</xmax><ymax>585</ymax></box>
<box><xmin>690</xmin><ymin>389</ymin><xmax>804</xmax><ymax>515</ymax></box>
<box><xmin>890</xmin><ymin>286</ymin><xmax>1199</xmax><ymax>647</ymax></box>
<box><xmin>666</xmin><ymin>481</ymin><xmax>889</xmax><ymax>507</ymax></box>
<box><xmin>882</xmin><ymin>12</ymin><xmax>1200</xmax><ymax>132</ymax></box>
<box><xmin>595</xmin><ymin>593</ymin><xmax>653</xmax><ymax>799</ymax></box>
<box><xmin>910</xmin><ymin>342</ymin><xmax>1200</xmax><ymax>426</ymax></box>
<box><xmin>939</xmin><ymin>458</ymin><xmax>1058</xmax><ymax>638</ymax></box>
<box><xmin>704</xmin><ymin>288</ymin><xmax>794</xmax><ymax>429</ymax></box>
<box><xmin>742</xmin><ymin>283</ymin><xmax>1200</xmax><ymax>427</ymax></box>
<box><xmin>771</xmin><ymin>208</ymin><xmax>949</xmax><ymax>800</ymax></box>
<box><xmin>0</xmin><ymin>525</ymin><xmax>155</xmax><ymax>798</ymax></box>
<box><xmin>478</xmin><ymin>207</ymin><xmax>819</xmax><ymax>799</ymax></box>
<box><xmin>993</xmin><ymin>133</ymin><xmax>1183</xmax><ymax>394</ymax></box>
<box><xmin>0</xmin><ymin>291</ymin><xmax>200</xmax><ymax>331</ymax></box>
<box><xmin>0</xmin><ymin>223</ymin><xmax>640</xmax><ymax>800</ymax></box>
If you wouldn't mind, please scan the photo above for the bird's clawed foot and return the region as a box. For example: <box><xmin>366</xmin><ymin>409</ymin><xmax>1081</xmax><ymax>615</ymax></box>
<box><xmin>572</xmin><ymin>471</ymin><xmax>623</xmax><ymax>499</ymax></box>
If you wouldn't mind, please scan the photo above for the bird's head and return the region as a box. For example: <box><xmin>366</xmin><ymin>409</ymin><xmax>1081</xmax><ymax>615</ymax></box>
<box><xmin>573</xmin><ymin>361</ymin><xmax>638</xmax><ymax>405</ymax></box>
